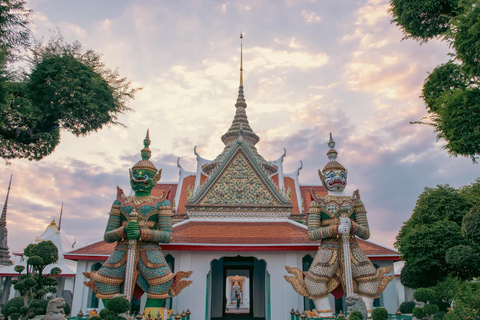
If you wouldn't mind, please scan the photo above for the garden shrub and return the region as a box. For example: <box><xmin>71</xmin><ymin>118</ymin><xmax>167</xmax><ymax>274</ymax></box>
<box><xmin>412</xmin><ymin>307</ymin><xmax>426</xmax><ymax>319</ymax></box>
<box><xmin>424</xmin><ymin>303</ymin><xmax>440</xmax><ymax>316</ymax></box>
<box><xmin>433</xmin><ymin>311</ymin><xmax>446</xmax><ymax>319</ymax></box>
<box><xmin>371</xmin><ymin>307</ymin><xmax>388</xmax><ymax>320</ymax></box>
<box><xmin>399</xmin><ymin>300</ymin><xmax>416</xmax><ymax>313</ymax></box>
<box><xmin>414</xmin><ymin>288</ymin><xmax>435</xmax><ymax>303</ymax></box>
<box><xmin>349</xmin><ymin>311</ymin><xmax>364</xmax><ymax>320</ymax></box>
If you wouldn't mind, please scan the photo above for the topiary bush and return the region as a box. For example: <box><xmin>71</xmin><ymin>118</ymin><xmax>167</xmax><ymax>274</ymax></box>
<box><xmin>349</xmin><ymin>310</ymin><xmax>364</xmax><ymax>320</ymax></box>
<box><xmin>433</xmin><ymin>311</ymin><xmax>446</xmax><ymax>319</ymax></box>
<box><xmin>412</xmin><ymin>307</ymin><xmax>426</xmax><ymax>319</ymax></box>
<box><xmin>371</xmin><ymin>308</ymin><xmax>388</xmax><ymax>320</ymax></box>
<box><xmin>3</xmin><ymin>297</ymin><xmax>24</xmax><ymax>317</ymax></box>
<box><xmin>424</xmin><ymin>303</ymin><xmax>440</xmax><ymax>316</ymax></box>
<box><xmin>106</xmin><ymin>297</ymin><xmax>130</xmax><ymax>315</ymax></box>
<box><xmin>414</xmin><ymin>288</ymin><xmax>436</xmax><ymax>303</ymax></box>
<box><xmin>431</xmin><ymin>300</ymin><xmax>450</xmax><ymax>312</ymax></box>
<box><xmin>399</xmin><ymin>300</ymin><xmax>416</xmax><ymax>313</ymax></box>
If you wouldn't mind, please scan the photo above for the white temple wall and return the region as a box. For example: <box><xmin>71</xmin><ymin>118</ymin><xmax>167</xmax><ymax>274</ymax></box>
<box><xmin>69</xmin><ymin>253</ymin><xmax>398</xmax><ymax>319</ymax></box>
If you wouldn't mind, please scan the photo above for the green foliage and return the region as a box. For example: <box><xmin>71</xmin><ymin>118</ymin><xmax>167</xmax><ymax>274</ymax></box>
<box><xmin>13</xmin><ymin>265</ymin><xmax>24</xmax><ymax>274</ymax></box>
<box><xmin>399</xmin><ymin>300</ymin><xmax>416</xmax><ymax>313</ymax></box>
<box><xmin>412</xmin><ymin>307</ymin><xmax>426</xmax><ymax>319</ymax></box>
<box><xmin>3</xmin><ymin>297</ymin><xmax>23</xmax><ymax>316</ymax></box>
<box><xmin>349</xmin><ymin>311</ymin><xmax>364</xmax><ymax>320</ymax></box>
<box><xmin>29</xmin><ymin>240</ymin><xmax>58</xmax><ymax>267</ymax></box>
<box><xmin>414</xmin><ymin>288</ymin><xmax>436</xmax><ymax>303</ymax></box>
<box><xmin>0</xmin><ymin>1</ymin><xmax>137</xmax><ymax>162</ymax></box>
<box><xmin>462</xmin><ymin>206</ymin><xmax>480</xmax><ymax>245</ymax></box>
<box><xmin>99</xmin><ymin>308</ymin><xmax>111</xmax><ymax>319</ymax></box>
<box><xmin>26</xmin><ymin>256</ymin><xmax>43</xmax><ymax>267</ymax></box>
<box><xmin>459</xmin><ymin>178</ymin><xmax>480</xmax><ymax>207</ymax></box>
<box><xmin>445</xmin><ymin>245</ymin><xmax>480</xmax><ymax>279</ymax></box>
<box><xmin>336</xmin><ymin>315</ymin><xmax>347</xmax><ymax>320</ymax></box>
<box><xmin>10</xmin><ymin>313</ymin><xmax>21</xmax><ymax>320</ymax></box>
<box><xmin>33</xmin><ymin>308</ymin><xmax>43</xmax><ymax>316</ymax></box>
<box><xmin>445</xmin><ymin>281</ymin><xmax>480</xmax><ymax>319</ymax></box>
<box><xmin>106</xmin><ymin>297</ymin><xmax>130</xmax><ymax>315</ymax></box>
<box><xmin>397</xmin><ymin>220</ymin><xmax>463</xmax><ymax>287</ymax></box>
<box><xmin>424</xmin><ymin>303</ymin><xmax>440</xmax><ymax>316</ymax></box>
<box><xmin>13</xmin><ymin>281</ymin><xmax>25</xmax><ymax>291</ymax></box>
<box><xmin>396</xmin><ymin>183</ymin><xmax>480</xmax><ymax>287</ymax></box>
<box><xmin>433</xmin><ymin>311</ymin><xmax>446</xmax><ymax>319</ymax></box>
<box><xmin>390</xmin><ymin>0</ymin><xmax>480</xmax><ymax>161</ymax></box>
<box><xmin>451</xmin><ymin>1</ymin><xmax>480</xmax><ymax>76</ymax></box>
<box><xmin>430</xmin><ymin>277</ymin><xmax>458</xmax><ymax>305</ymax></box>
<box><xmin>18</xmin><ymin>307</ymin><xmax>27</xmax><ymax>315</ymax></box>
<box><xmin>7</xmin><ymin>307</ymin><xmax>18</xmax><ymax>315</ymax></box>
<box><xmin>0</xmin><ymin>0</ymin><xmax>30</xmax><ymax>54</ymax></box>
<box><xmin>389</xmin><ymin>0</ymin><xmax>459</xmax><ymax>42</ymax></box>
<box><xmin>49</xmin><ymin>267</ymin><xmax>61</xmax><ymax>276</ymax></box>
<box><xmin>371</xmin><ymin>307</ymin><xmax>388</xmax><ymax>320</ymax></box>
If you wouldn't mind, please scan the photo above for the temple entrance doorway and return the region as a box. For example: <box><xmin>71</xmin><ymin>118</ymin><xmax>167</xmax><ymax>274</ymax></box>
<box><xmin>210</xmin><ymin>256</ymin><xmax>267</xmax><ymax>320</ymax></box>
<box><xmin>225</xmin><ymin>271</ymin><xmax>250</xmax><ymax>314</ymax></box>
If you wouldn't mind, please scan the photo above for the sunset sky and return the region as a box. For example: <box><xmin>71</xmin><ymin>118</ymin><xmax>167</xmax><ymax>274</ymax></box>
<box><xmin>1</xmin><ymin>0</ymin><xmax>478</xmax><ymax>254</ymax></box>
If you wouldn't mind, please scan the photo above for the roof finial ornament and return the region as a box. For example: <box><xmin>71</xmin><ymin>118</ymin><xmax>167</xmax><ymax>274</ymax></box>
<box><xmin>240</xmin><ymin>33</ymin><xmax>243</xmax><ymax>87</ymax></box>
<box><xmin>141</xmin><ymin>129</ymin><xmax>152</xmax><ymax>160</ymax></box>
<box><xmin>327</xmin><ymin>132</ymin><xmax>338</xmax><ymax>161</ymax></box>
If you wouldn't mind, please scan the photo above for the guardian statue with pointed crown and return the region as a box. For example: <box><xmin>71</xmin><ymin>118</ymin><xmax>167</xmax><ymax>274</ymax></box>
<box><xmin>285</xmin><ymin>134</ymin><xmax>393</xmax><ymax>318</ymax></box>
<box><xmin>83</xmin><ymin>130</ymin><xmax>192</xmax><ymax>315</ymax></box>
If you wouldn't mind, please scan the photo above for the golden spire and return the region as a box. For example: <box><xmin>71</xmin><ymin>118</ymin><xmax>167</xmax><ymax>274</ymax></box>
<box><xmin>240</xmin><ymin>33</ymin><xmax>243</xmax><ymax>86</ymax></box>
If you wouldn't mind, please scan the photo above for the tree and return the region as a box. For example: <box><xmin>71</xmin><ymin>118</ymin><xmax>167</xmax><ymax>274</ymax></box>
<box><xmin>389</xmin><ymin>0</ymin><xmax>459</xmax><ymax>42</ymax></box>
<box><xmin>390</xmin><ymin>0</ymin><xmax>480</xmax><ymax>162</ymax></box>
<box><xmin>6</xmin><ymin>240</ymin><xmax>63</xmax><ymax>320</ymax></box>
<box><xmin>395</xmin><ymin>183</ymin><xmax>480</xmax><ymax>288</ymax></box>
<box><xmin>0</xmin><ymin>1</ymin><xmax>138</xmax><ymax>162</ymax></box>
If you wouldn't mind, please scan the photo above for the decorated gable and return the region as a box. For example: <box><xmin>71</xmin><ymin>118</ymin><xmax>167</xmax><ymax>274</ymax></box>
<box><xmin>201</xmin><ymin>150</ymin><xmax>276</xmax><ymax>205</ymax></box>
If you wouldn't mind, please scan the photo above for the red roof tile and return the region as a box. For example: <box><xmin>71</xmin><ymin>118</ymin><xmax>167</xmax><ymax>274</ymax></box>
<box><xmin>176</xmin><ymin>175</ymin><xmax>196</xmax><ymax>214</ymax></box>
<box><xmin>300</xmin><ymin>185</ymin><xmax>327</xmax><ymax>213</ymax></box>
<box><xmin>152</xmin><ymin>183</ymin><xmax>177</xmax><ymax>204</ymax></box>
<box><xmin>65</xmin><ymin>221</ymin><xmax>398</xmax><ymax>259</ymax></box>
<box><xmin>285</xmin><ymin>177</ymin><xmax>300</xmax><ymax>215</ymax></box>
<box><xmin>271</xmin><ymin>174</ymin><xmax>279</xmax><ymax>188</ymax></box>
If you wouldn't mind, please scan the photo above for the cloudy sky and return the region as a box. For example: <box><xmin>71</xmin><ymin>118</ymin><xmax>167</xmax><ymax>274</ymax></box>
<box><xmin>0</xmin><ymin>0</ymin><xmax>478</xmax><ymax>254</ymax></box>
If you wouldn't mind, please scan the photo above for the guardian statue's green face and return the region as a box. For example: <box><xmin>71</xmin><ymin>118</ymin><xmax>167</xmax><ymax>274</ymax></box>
<box><xmin>130</xmin><ymin>169</ymin><xmax>156</xmax><ymax>193</ymax></box>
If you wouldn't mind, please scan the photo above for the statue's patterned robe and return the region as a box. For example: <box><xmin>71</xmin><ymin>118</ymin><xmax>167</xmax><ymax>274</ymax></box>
<box><xmin>84</xmin><ymin>187</ymin><xmax>190</xmax><ymax>300</ymax></box>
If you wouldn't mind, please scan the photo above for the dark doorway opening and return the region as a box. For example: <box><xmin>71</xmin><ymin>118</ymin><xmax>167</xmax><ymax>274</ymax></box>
<box><xmin>210</xmin><ymin>256</ymin><xmax>266</xmax><ymax>320</ymax></box>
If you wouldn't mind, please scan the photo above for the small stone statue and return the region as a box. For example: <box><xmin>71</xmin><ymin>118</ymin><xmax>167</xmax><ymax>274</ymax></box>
<box><xmin>44</xmin><ymin>298</ymin><xmax>67</xmax><ymax>320</ymax></box>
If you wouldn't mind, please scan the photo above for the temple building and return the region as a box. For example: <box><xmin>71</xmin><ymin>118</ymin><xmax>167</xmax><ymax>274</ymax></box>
<box><xmin>0</xmin><ymin>215</ymin><xmax>77</xmax><ymax>306</ymax></box>
<box><xmin>66</xmin><ymin>42</ymin><xmax>400</xmax><ymax>319</ymax></box>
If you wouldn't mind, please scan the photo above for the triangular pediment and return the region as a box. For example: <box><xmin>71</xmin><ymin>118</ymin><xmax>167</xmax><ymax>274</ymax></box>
<box><xmin>187</xmin><ymin>141</ymin><xmax>290</xmax><ymax>207</ymax></box>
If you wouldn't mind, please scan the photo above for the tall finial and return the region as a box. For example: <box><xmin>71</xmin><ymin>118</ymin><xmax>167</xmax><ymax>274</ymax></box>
<box><xmin>240</xmin><ymin>33</ymin><xmax>243</xmax><ymax>87</ymax></box>
<box><xmin>58</xmin><ymin>202</ymin><xmax>63</xmax><ymax>231</ymax></box>
<box><xmin>1</xmin><ymin>174</ymin><xmax>12</xmax><ymax>225</ymax></box>
<box><xmin>327</xmin><ymin>132</ymin><xmax>338</xmax><ymax>161</ymax></box>
<box><xmin>141</xmin><ymin>129</ymin><xmax>152</xmax><ymax>160</ymax></box>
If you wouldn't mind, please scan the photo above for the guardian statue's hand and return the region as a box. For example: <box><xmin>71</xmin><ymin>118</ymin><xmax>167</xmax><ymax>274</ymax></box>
<box><xmin>126</xmin><ymin>220</ymin><xmax>141</xmax><ymax>240</ymax></box>
<box><xmin>338</xmin><ymin>217</ymin><xmax>351</xmax><ymax>234</ymax></box>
